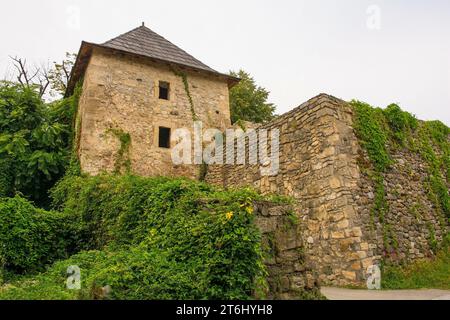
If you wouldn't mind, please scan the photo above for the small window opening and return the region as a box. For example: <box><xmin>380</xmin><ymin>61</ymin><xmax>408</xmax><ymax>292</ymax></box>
<box><xmin>159</xmin><ymin>81</ymin><xmax>170</xmax><ymax>100</ymax></box>
<box><xmin>158</xmin><ymin>127</ymin><xmax>171</xmax><ymax>148</ymax></box>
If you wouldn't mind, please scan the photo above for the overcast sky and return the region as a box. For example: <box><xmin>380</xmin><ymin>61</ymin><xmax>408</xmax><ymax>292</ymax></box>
<box><xmin>1</xmin><ymin>0</ymin><xmax>449</xmax><ymax>125</ymax></box>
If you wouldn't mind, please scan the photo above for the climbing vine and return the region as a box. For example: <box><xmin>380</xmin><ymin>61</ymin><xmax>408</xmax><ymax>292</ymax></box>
<box><xmin>170</xmin><ymin>66</ymin><xmax>198</xmax><ymax>121</ymax></box>
<box><xmin>107</xmin><ymin>127</ymin><xmax>131</xmax><ymax>174</ymax></box>
<box><xmin>351</xmin><ymin>101</ymin><xmax>396</xmax><ymax>250</ymax></box>
<box><xmin>415</xmin><ymin>121</ymin><xmax>450</xmax><ymax>220</ymax></box>
<box><xmin>71</xmin><ymin>80</ymin><xmax>83</xmax><ymax>153</ymax></box>
<box><xmin>67</xmin><ymin>80</ymin><xmax>83</xmax><ymax>177</ymax></box>
<box><xmin>352</xmin><ymin>100</ymin><xmax>450</xmax><ymax>253</ymax></box>
<box><xmin>170</xmin><ymin>65</ymin><xmax>206</xmax><ymax>180</ymax></box>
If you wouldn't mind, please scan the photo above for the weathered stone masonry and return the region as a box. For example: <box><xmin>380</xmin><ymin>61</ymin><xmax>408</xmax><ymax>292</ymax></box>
<box><xmin>77</xmin><ymin>47</ymin><xmax>232</xmax><ymax>178</ymax></box>
<box><xmin>206</xmin><ymin>94</ymin><xmax>448</xmax><ymax>286</ymax></box>
<box><xmin>355</xmin><ymin>139</ymin><xmax>448</xmax><ymax>265</ymax></box>
<box><xmin>206</xmin><ymin>94</ymin><xmax>373</xmax><ymax>285</ymax></box>
<box><xmin>254</xmin><ymin>201</ymin><xmax>320</xmax><ymax>299</ymax></box>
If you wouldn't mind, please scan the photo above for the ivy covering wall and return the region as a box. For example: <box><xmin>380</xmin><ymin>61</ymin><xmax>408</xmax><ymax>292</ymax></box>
<box><xmin>351</xmin><ymin>101</ymin><xmax>449</xmax><ymax>253</ymax></box>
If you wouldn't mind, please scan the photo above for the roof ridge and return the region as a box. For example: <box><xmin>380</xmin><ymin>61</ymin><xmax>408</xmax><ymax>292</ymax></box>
<box><xmin>136</xmin><ymin>26</ymin><xmax>214</xmax><ymax>71</ymax></box>
<box><xmin>101</xmin><ymin>24</ymin><xmax>216</xmax><ymax>73</ymax></box>
<box><xmin>66</xmin><ymin>24</ymin><xmax>241</xmax><ymax>97</ymax></box>
<box><xmin>102</xmin><ymin>25</ymin><xmax>144</xmax><ymax>45</ymax></box>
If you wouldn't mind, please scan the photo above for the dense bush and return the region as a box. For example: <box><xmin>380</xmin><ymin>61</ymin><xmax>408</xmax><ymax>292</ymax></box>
<box><xmin>0</xmin><ymin>196</ymin><xmax>79</xmax><ymax>274</ymax></box>
<box><xmin>51</xmin><ymin>174</ymin><xmax>266</xmax><ymax>299</ymax></box>
<box><xmin>0</xmin><ymin>159</ymin><xmax>13</xmax><ymax>198</ymax></box>
<box><xmin>383</xmin><ymin>103</ymin><xmax>418</xmax><ymax>145</ymax></box>
<box><xmin>1</xmin><ymin>175</ymin><xmax>268</xmax><ymax>300</ymax></box>
<box><xmin>0</xmin><ymin>82</ymin><xmax>77</xmax><ymax>206</ymax></box>
<box><xmin>0</xmin><ymin>245</ymin><xmax>214</xmax><ymax>300</ymax></box>
<box><xmin>229</xmin><ymin>70</ymin><xmax>276</xmax><ymax>124</ymax></box>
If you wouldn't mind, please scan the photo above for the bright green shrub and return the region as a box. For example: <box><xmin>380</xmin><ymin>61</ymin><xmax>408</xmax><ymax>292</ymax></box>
<box><xmin>383</xmin><ymin>103</ymin><xmax>418</xmax><ymax>145</ymax></box>
<box><xmin>0</xmin><ymin>158</ymin><xmax>13</xmax><ymax>198</ymax></box>
<box><xmin>0</xmin><ymin>82</ymin><xmax>77</xmax><ymax>206</ymax></box>
<box><xmin>2</xmin><ymin>169</ymin><xmax>322</xmax><ymax>300</ymax></box>
<box><xmin>1</xmin><ymin>175</ymin><xmax>269</xmax><ymax>299</ymax></box>
<box><xmin>0</xmin><ymin>196</ymin><xmax>79</xmax><ymax>274</ymax></box>
<box><xmin>48</xmin><ymin>174</ymin><xmax>267</xmax><ymax>299</ymax></box>
<box><xmin>0</xmin><ymin>246</ymin><xmax>208</xmax><ymax>300</ymax></box>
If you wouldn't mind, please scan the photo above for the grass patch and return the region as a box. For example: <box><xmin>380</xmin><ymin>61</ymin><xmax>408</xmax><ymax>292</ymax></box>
<box><xmin>382</xmin><ymin>248</ymin><xmax>450</xmax><ymax>290</ymax></box>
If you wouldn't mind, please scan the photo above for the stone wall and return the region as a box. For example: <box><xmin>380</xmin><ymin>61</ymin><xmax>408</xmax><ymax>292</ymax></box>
<box><xmin>355</xmin><ymin>143</ymin><xmax>448</xmax><ymax>265</ymax></box>
<box><xmin>206</xmin><ymin>93</ymin><xmax>449</xmax><ymax>286</ymax></box>
<box><xmin>77</xmin><ymin>47</ymin><xmax>231</xmax><ymax>178</ymax></box>
<box><xmin>254</xmin><ymin>201</ymin><xmax>321</xmax><ymax>299</ymax></box>
<box><xmin>207</xmin><ymin>94</ymin><xmax>372</xmax><ymax>286</ymax></box>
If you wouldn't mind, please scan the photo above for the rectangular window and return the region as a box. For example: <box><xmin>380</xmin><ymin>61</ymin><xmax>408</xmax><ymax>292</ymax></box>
<box><xmin>158</xmin><ymin>81</ymin><xmax>170</xmax><ymax>100</ymax></box>
<box><xmin>158</xmin><ymin>127</ymin><xmax>171</xmax><ymax>148</ymax></box>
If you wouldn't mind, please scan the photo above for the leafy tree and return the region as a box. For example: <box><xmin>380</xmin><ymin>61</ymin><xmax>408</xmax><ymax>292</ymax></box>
<box><xmin>229</xmin><ymin>70</ymin><xmax>276</xmax><ymax>124</ymax></box>
<box><xmin>0</xmin><ymin>82</ymin><xmax>74</xmax><ymax>206</ymax></box>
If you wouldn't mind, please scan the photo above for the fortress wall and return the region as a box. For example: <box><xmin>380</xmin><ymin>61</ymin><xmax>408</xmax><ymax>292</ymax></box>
<box><xmin>207</xmin><ymin>93</ymin><xmax>448</xmax><ymax>286</ymax></box>
<box><xmin>354</xmin><ymin>138</ymin><xmax>448</xmax><ymax>266</ymax></box>
<box><xmin>206</xmin><ymin>94</ymin><xmax>377</xmax><ymax>285</ymax></box>
<box><xmin>253</xmin><ymin>201</ymin><xmax>320</xmax><ymax>299</ymax></box>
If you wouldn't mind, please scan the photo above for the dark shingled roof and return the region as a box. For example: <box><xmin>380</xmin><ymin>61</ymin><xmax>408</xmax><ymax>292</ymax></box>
<box><xmin>102</xmin><ymin>25</ymin><xmax>218</xmax><ymax>74</ymax></box>
<box><xmin>65</xmin><ymin>24</ymin><xmax>239</xmax><ymax>97</ymax></box>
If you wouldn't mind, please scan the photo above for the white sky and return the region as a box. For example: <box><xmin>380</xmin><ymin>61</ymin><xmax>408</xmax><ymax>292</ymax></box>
<box><xmin>1</xmin><ymin>0</ymin><xmax>449</xmax><ymax>125</ymax></box>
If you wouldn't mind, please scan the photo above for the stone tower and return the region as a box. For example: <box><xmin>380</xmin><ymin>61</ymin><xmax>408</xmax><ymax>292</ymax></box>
<box><xmin>66</xmin><ymin>24</ymin><xmax>238</xmax><ymax>178</ymax></box>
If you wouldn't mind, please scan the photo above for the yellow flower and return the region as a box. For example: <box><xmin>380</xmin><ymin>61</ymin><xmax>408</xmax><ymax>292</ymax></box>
<box><xmin>245</xmin><ymin>206</ymin><xmax>254</xmax><ymax>215</ymax></box>
<box><xmin>225</xmin><ymin>211</ymin><xmax>234</xmax><ymax>220</ymax></box>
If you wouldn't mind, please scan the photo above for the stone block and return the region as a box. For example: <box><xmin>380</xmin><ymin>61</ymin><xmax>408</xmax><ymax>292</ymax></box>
<box><xmin>337</xmin><ymin>219</ymin><xmax>350</xmax><ymax>229</ymax></box>
<box><xmin>331</xmin><ymin>231</ymin><xmax>345</xmax><ymax>239</ymax></box>
<box><xmin>342</xmin><ymin>271</ymin><xmax>356</xmax><ymax>281</ymax></box>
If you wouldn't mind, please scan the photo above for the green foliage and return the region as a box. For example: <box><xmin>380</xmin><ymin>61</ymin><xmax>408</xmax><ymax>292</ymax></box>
<box><xmin>47</xmin><ymin>52</ymin><xmax>77</xmax><ymax>97</ymax></box>
<box><xmin>0</xmin><ymin>196</ymin><xmax>79</xmax><ymax>274</ymax></box>
<box><xmin>106</xmin><ymin>127</ymin><xmax>131</xmax><ymax>173</ymax></box>
<box><xmin>351</xmin><ymin>100</ymin><xmax>391</xmax><ymax>172</ymax></box>
<box><xmin>229</xmin><ymin>70</ymin><xmax>276</xmax><ymax>124</ymax></box>
<box><xmin>0</xmin><ymin>175</ymin><xmax>268</xmax><ymax>299</ymax></box>
<box><xmin>416</xmin><ymin>121</ymin><xmax>450</xmax><ymax>218</ymax></box>
<box><xmin>170</xmin><ymin>67</ymin><xmax>197</xmax><ymax>121</ymax></box>
<box><xmin>70</xmin><ymin>80</ymin><xmax>83</xmax><ymax>173</ymax></box>
<box><xmin>0</xmin><ymin>159</ymin><xmax>13</xmax><ymax>198</ymax></box>
<box><xmin>0</xmin><ymin>82</ymin><xmax>75</xmax><ymax>206</ymax></box>
<box><xmin>427</xmin><ymin>223</ymin><xmax>438</xmax><ymax>253</ymax></box>
<box><xmin>352</xmin><ymin>99</ymin><xmax>450</xmax><ymax>258</ymax></box>
<box><xmin>382</xmin><ymin>246</ymin><xmax>450</xmax><ymax>290</ymax></box>
<box><xmin>383</xmin><ymin>103</ymin><xmax>418</xmax><ymax>145</ymax></box>
<box><xmin>0</xmin><ymin>247</ymin><xmax>205</xmax><ymax>300</ymax></box>
<box><xmin>351</xmin><ymin>101</ymin><xmax>395</xmax><ymax>250</ymax></box>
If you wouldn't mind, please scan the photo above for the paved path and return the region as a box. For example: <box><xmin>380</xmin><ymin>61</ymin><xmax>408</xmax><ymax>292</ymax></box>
<box><xmin>321</xmin><ymin>287</ymin><xmax>450</xmax><ymax>300</ymax></box>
